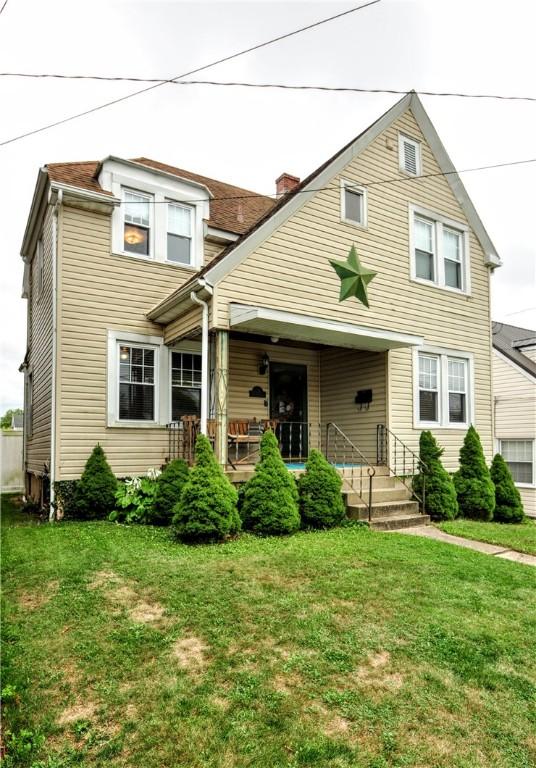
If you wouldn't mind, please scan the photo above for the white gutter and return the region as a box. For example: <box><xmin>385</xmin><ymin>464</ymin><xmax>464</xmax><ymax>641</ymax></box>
<box><xmin>49</xmin><ymin>188</ymin><xmax>62</xmax><ymax>521</ymax></box>
<box><xmin>189</xmin><ymin>279</ymin><xmax>213</xmax><ymax>434</ymax></box>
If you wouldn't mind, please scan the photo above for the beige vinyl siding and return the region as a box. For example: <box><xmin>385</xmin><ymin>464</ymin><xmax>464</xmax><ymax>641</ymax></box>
<box><xmin>520</xmin><ymin>347</ymin><xmax>536</xmax><ymax>363</ymax></box>
<box><xmin>58</xmin><ymin>204</ymin><xmax>198</xmax><ymax>480</ymax></box>
<box><xmin>204</xmin><ymin>239</ymin><xmax>225</xmax><ymax>267</ymax></box>
<box><xmin>320</xmin><ymin>349</ymin><xmax>386</xmax><ymax>464</ymax></box>
<box><xmin>26</xmin><ymin>207</ymin><xmax>54</xmax><ymax>475</ymax></box>
<box><xmin>164</xmin><ymin>306</ymin><xmax>202</xmax><ymax>344</ymax></box>
<box><xmin>214</xmin><ymin>108</ymin><xmax>493</xmax><ymax>467</ymax></box>
<box><xmin>227</xmin><ymin>338</ymin><xmax>320</xmax><ymax>446</ymax></box>
<box><xmin>493</xmin><ymin>351</ymin><xmax>536</xmax><ymax>517</ymax></box>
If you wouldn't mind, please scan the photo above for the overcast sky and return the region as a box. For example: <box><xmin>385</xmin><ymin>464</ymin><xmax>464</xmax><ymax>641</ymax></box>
<box><xmin>1</xmin><ymin>0</ymin><xmax>535</xmax><ymax>412</ymax></box>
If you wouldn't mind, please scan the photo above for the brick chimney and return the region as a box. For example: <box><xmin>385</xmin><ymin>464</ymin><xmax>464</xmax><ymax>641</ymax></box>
<box><xmin>275</xmin><ymin>172</ymin><xmax>300</xmax><ymax>197</ymax></box>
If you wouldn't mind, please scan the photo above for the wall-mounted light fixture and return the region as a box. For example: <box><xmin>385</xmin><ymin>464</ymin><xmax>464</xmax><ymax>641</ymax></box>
<box><xmin>259</xmin><ymin>353</ymin><xmax>270</xmax><ymax>376</ymax></box>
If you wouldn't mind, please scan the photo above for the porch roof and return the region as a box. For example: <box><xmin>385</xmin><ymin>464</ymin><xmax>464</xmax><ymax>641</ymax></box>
<box><xmin>229</xmin><ymin>304</ymin><xmax>424</xmax><ymax>351</ymax></box>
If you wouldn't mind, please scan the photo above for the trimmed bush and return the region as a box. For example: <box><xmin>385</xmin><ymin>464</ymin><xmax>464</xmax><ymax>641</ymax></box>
<box><xmin>241</xmin><ymin>430</ymin><xmax>300</xmax><ymax>536</ymax></box>
<box><xmin>53</xmin><ymin>480</ymin><xmax>80</xmax><ymax>520</ymax></box>
<box><xmin>172</xmin><ymin>434</ymin><xmax>239</xmax><ymax>543</ymax></box>
<box><xmin>152</xmin><ymin>460</ymin><xmax>189</xmax><ymax>525</ymax></box>
<box><xmin>413</xmin><ymin>431</ymin><xmax>458</xmax><ymax>521</ymax></box>
<box><xmin>453</xmin><ymin>426</ymin><xmax>495</xmax><ymax>521</ymax></box>
<box><xmin>490</xmin><ymin>453</ymin><xmax>525</xmax><ymax>523</ymax></box>
<box><xmin>298</xmin><ymin>449</ymin><xmax>346</xmax><ymax>528</ymax></box>
<box><xmin>74</xmin><ymin>444</ymin><xmax>117</xmax><ymax>519</ymax></box>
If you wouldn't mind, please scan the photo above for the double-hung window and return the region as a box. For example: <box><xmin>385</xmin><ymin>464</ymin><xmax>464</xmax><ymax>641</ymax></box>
<box><xmin>171</xmin><ymin>352</ymin><xmax>201</xmax><ymax>420</ymax></box>
<box><xmin>340</xmin><ymin>180</ymin><xmax>367</xmax><ymax>227</ymax></box>
<box><xmin>500</xmin><ymin>440</ymin><xmax>534</xmax><ymax>485</ymax></box>
<box><xmin>416</xmin><ymin>349</ymin><xmax>471</xmax><ymax>427</ymax></box>
<box><xmin>411</xmin><ymin>206</ymin><xmax>469</xmax><ymax>293</ymax></box>
<box><xmin>167</xmin><ymin>203</ymin><xmax>193</xmax><ymax>265</ymax></box>
<box><xmin>119</xmin><ymin>344</ymin><xmax>156</xmax><ymax>421</ymax></box>
<box><xmin>123</xmin><ymin>189</ymin><xmax>152</xmax><ymax>256</ymax></box>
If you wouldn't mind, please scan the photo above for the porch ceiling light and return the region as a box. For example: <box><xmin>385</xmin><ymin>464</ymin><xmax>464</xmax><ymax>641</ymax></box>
<box><xmin>329</xmin><ymin>244</ymin><xmax>377</xmax><ymax>308</ymax></box>
<box><xmin>259</xmin><ymin>353</ymin><xmax>270</xmax><ymax>375</ymax></box>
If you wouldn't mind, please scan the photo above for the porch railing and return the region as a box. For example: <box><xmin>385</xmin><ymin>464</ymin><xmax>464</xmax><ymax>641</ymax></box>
<box><xmin>325</xmin><ymin>422</ymin><xmax>375</xmax><ymax>521</ymax></box>
<box><xmin>376</xmin><ymin>424</ymin><xmax>427</xmax><ymax>513</ymax></box>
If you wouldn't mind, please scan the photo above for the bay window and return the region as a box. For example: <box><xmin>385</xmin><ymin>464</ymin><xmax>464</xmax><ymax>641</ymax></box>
<box><xmin>415</xmin><ymin>348</ymin><xmax>472</xmax><ymax>427</ymax></box>
<box><xmin>410</xmin><ymin>205</ymin><xmax>469</xmax><ymax>293</ymax></box>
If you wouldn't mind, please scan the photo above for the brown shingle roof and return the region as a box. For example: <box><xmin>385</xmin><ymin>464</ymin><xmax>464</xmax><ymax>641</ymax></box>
<box><xmin>45</xmin><ymin>157</ymin><xmax>275</xmax><ymax>235</ymax></box>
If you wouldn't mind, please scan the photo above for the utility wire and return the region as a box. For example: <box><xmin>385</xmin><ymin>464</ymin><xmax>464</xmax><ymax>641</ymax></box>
<box><xmin>2</xmin><ymin>73</ymin><xmax>535</xmax><ymax>103</ymax></box>
<box><xmin>113</xmin><ymin>156</ymin><xmax>536</xmax><ymax>206</ymax></box>
<box><xmin>0</xmin><ymin>0</ymin><xmax>381</xmax><ymax>148</ymax></box>
<box><xmin>0</xmin><ymin>0</ymin><xmax>9</xmax><ymax>16</ymax></box>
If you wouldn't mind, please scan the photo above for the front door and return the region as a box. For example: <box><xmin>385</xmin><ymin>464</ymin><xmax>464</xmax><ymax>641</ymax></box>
<box><xmin>269</xmin><ymin>362</ymin><xmax>308</xmax><ymax>459</ymax></box>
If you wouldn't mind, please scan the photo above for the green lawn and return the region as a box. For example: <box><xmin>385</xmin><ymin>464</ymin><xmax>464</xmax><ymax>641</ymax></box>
<box><xmin>439</xmin><ymin>518</ymin><xmax>536</xmax><ymax>557</ymax></box>
<box><xmin>2</xmin><ymin>494</ymin><xmax>536</xmax><ymax>768</ymax></box>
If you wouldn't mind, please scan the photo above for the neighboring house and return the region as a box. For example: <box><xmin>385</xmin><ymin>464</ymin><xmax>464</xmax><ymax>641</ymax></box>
<box><xmin>19</xmin><ymin>92</ymin><xmax>500</xmax><ymax>516</ymax></box>
<box><xmin>10</xmin><ymin>413</ymin><xmax>24</xmax><ymax>431</ymax></box>
<box><xmin>492</xmin><ymin>322</ymin><xmax>536</xmax><ymax>517</ymax></box>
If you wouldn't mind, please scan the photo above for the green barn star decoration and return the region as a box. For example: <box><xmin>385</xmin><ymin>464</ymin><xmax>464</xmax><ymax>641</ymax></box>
<box><xmin>329</xmin><ymin>245</ymin><xmax>377</xmax><ymax>307</ymax></box>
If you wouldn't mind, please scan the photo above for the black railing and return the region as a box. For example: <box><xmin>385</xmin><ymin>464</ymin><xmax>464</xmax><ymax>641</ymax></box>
<box><xmin>325</xmin><ymin>422</ymin><xmax>375</xmax><ymax>521</ymax></box>
<box><xmin>376</xmin><ymin>424</ymin><xmax>427</xmax><ymax>513</ymax></box>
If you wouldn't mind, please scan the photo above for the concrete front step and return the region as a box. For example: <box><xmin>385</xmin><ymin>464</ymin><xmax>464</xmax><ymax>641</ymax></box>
<box><xmin>344</xmin><ymin>487</ymin><xmax>412</xmax><ymax>505</ymax></box>
<box><xmin>369</xmin><ymin>513</ymin><xmax>431</xmax><ymax>531</ymax></box>
<box><xmin>347</xmin><ymin>500</ymin><xmax>420</xmax><ymax>520</ymax></box>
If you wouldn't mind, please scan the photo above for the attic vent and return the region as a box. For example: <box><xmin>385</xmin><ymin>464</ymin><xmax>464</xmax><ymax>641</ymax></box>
<box><xmin>399</xmin><ymin>134</ymin><xmax>421</xmax><ymax>176</ymax></box>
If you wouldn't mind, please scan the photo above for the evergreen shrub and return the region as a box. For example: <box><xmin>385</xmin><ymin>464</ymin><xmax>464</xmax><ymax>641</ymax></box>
<box><xmin>74</xmin><ymin>444</ymin><xmax>117</xmax><ymax>519</ymax></box>
<box><xmin>453</xmin><ymin>426</ymin><xmax>495</xmax><ymax>520</ymax></box>
<box><xmin>490</xmin><ymin>453</ymin><xmax>525</xmax><ymax>523</ymax></box>
<box><xmin>152</xmin><ymin>459</ymin><xmax>189</xmax><ymax>525</ymax></box>
<box><xmin>413</xmin><ymin>431</ymin><xmax>458</xmax><ymax>520</ymax></box>
<box><xmin>172</xmin><ymin>434</ymin><xmax>239</xmax><ymax>543</ymax></box>
<box><xmin>298</xmin><ymin>449</ymin><xmax>346</xmax><ymax>528</ymax></box>
<box><xmin>241</xmin><ymin>430</ymin><xmax>300</xmax><ymax>536</ymax></box>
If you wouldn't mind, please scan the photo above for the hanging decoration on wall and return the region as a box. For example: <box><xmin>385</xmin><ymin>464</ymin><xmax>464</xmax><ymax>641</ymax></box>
<box><xmin>329</xmin><ymin>244</ymin><xmax>377</xmax><ymax>307</ymax></box>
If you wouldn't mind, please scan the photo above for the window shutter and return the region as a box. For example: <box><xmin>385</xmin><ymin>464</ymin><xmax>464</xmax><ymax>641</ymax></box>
<box><xmin>403</xmin><ymin>139</ymin><xmax>418</xmax><ymax>175</ymax></box>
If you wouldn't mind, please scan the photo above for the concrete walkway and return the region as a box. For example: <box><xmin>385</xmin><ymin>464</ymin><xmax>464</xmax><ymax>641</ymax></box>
<box><xmin>399</xmin><ymin>525</ymin><xmax>536</xmax><ymax>567</ymax></box>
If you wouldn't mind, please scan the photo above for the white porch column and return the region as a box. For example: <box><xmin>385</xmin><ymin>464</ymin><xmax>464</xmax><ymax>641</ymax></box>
<box><xmin>214</xmin><ymin>330</ymin><xmax>229</xmax><ymax>466</ymax></box>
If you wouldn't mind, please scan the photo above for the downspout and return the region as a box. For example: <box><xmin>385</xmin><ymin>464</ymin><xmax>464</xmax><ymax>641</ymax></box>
<box><xmin>49</xmin><ymin>188</ymin><xmax>62</xmax><ymax>521</ymax></box>
<box><xmin>190</xmin><ymin>281</ymin><xmax>213</xmax><ymax>434</ymax></box>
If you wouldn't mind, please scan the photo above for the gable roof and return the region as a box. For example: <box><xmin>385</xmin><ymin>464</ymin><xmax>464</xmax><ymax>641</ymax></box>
<box><xmin>492</xmin><ymin>321</ymin><xmax>536</xmax><ymax>379</ymax></box>
<box><xmin>148</xmin><ymin>91</ymin><xmax>501</xmax><ymax>323</ymax></box>
<box><xmin>45</xmin><ymin>158</ymin><xmax>275</xmax><ymax>235</ymax></box>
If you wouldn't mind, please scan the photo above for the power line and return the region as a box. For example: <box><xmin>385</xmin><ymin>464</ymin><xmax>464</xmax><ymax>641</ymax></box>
<box><xmin>0</xmin><ymin>0</ymin><xmax>381</xmax><ymax>148</ymax></box>
<box><xmin>0</xmin><ymin>0</ymin><xmax>9</xmax><ymax>16</ymax></box>
<box><xmin>113</xmin><ymin>156</ymin><xmax>536</xmax><ymax>206</ymax></box>
<box><xmin>2</xmin><ymin>73</ymin><xmax>535</xmax><ymax>103</ymax></box>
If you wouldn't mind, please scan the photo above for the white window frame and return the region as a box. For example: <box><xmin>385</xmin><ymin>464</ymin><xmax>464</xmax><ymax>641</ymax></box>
<box><xmin>340</xmin><ymin>179</ymin><xmax>367</xmax><ymax>228</ymax></box>
<box><xmin>122</xmin><ymin>188</ymin><xmax>153</xmax><ymax>259</ymax></box>
<box><xmin>106</xmin><ymin>161</ymin><xmax>209</xmax><ymax>269</ymax></box>
<box><xmin>168</xmin><ymin>341</ymin><xmax>203</xmax><ymax>422</ymax></box>
<box><xmin>399</xmin><ymin>133</ymin><xmax>422</xmax><ymax>176</ymax></box>
<box><xmin>107</xmin><ymin>330</ymin><xmax>169</xmax><ymax>428</ymax></box>
<box><xmin>166</xmin><ymin>201</ymin><xmax>194</xmax><ymax>266</ymax></box>
<box><xmin>413</xmin><ymin>346</ymin><xmax>474</xmax><ymax>429</ymax></box>
<box><xmin>36</xmin><ymin>238</ymin><xmax>44</xmax><ymax>300</ymax></box>
<box><xmin>499</xmin><ymin>438</ymin><xmax>535</xmax><ymax>488</ymax></box>
<box><xmin>409</xmin><ymin>204</ymin><xmax>471</xmax><ymax>295</ymax></box>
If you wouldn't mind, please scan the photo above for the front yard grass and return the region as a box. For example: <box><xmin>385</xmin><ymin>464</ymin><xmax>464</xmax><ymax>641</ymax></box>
<box><xmin>439</xmin><ymin>518</ymin><xmax>536</xmax><ymax>556</ymax></box>
<box><xmin>2</xmin><ymin>494</ymin><xmax>536</xmax><ymax>768</ymax></box>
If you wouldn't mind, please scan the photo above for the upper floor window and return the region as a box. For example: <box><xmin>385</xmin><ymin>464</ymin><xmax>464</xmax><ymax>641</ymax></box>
<box><xmin>399</xmin><ymin>133</ymin><xmax>421</xmax><ymax>176</ymax></box>
<box><xmin>340</xmin><ymin>180</ymin><xmax>367</xmax><ymax>227</ymax></box>
<box><xmin>123</xmin><ymin>189</ymin><xmax>152</xmax><ymax>256</ymax></box>
<box><xmin>410</xmin><ymin>205</ymin><xmax>470</xmax><ymax>294</ymax></box>
<box><xmin>415</xmin><ymin>347</ymin><xmax>472</xmax><ymax>428</ymax></box>
<box><xmin>167</xmin><ymin>203</ymin><xmax>193</xmax><ymax>265</ymax></box>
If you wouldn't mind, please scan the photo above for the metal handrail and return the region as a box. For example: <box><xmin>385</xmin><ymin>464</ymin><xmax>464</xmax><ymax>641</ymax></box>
<box><xmin>376</xmin><ymin>424</ymin><xmax>427</xmax><ymax>513</ymax></box>
<box><xmin>326</xmin><ymin>422</ymin><xmax>375</xmax><ymax>521</ymax></box>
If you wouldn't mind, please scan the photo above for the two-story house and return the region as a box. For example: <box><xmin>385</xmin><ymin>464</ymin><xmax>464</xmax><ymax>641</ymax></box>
<box><xmin>20</xmin><ymin>92</ymin><xmax>500</xmax><ymax>519</ymax></box>
<box><xmin>492</xmin><ymin>322</ymin><xmax>536</xmax><ymax>517</ymax></box>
